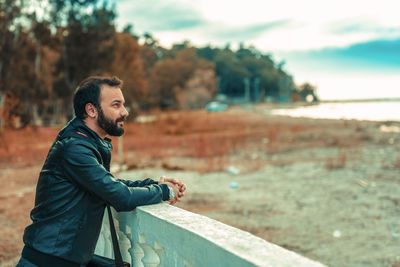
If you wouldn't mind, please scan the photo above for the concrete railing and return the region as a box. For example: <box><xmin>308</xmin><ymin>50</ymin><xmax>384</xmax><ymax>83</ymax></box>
<box><xmin>95</xmin><ymin>203</ymin><xmax>326</xmax><ymax>267</ymax></box>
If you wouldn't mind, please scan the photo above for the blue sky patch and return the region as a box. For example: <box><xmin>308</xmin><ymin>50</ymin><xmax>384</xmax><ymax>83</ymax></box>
<box><xmin>280</xmin><ymin>38</ymin><xmax>400</xmax><ymax>74</ymax></box>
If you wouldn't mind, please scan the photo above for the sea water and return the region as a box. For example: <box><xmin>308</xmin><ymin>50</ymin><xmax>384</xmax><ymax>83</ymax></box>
<box><xmin>272</xmin><ymin>101</ymin><xmax>400</xmax><ymax>122</ymax></box>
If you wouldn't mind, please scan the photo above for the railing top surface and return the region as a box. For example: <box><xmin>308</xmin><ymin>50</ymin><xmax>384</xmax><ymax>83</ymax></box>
<box><xmin>130</xmin><ymin>203</ymin><xmax>326</xmax><ymax>267</ymax></box>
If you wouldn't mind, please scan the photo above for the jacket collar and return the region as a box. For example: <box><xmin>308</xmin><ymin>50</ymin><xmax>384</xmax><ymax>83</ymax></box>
<box><xmin>59</xmin><ymin>118</ymin><xmax>113</xmax><ymax>151</ymax></box>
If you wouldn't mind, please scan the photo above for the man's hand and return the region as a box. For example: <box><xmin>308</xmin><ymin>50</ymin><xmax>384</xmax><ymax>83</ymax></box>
<box><xmin>159</xmin><ymin>176</ymin><xmax>187</xmax><ymax>204</ymax></box>
<box><xmin>159</xmin><ymin>181</ymin><xmax>180</xmax><ymax>204</ymax></box>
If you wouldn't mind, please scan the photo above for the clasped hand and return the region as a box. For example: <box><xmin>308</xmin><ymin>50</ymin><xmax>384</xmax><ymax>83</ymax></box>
<box><xmin>158</xmin><ymin>176</ymin><xmax>186</xmax><ymax>205</ymax></box>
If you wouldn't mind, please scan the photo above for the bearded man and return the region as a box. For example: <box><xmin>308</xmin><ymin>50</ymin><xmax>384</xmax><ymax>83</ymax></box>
<box><xmin>17</xmin><ymin>76</ymin><xmax>185</xmax><ymax>266</ymax></box>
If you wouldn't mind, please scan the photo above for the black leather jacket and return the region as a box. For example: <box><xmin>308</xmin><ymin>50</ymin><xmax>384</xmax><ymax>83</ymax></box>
<box><xmin>22</xmin><ymin>118</ymin><xmax>169</xmax><ymax>264</ymax></box>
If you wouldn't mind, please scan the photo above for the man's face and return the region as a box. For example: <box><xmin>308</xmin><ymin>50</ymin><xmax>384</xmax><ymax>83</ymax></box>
<box><xmin>97</xmin><ymin>85</ymin><xmax>129</xmax><ymax>136</ymax></box>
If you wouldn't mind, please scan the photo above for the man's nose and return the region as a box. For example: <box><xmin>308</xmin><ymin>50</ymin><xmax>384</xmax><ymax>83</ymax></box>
<box><xmin>121</xmin><ymin>106</ymin><xmax>129</xmax><ymax>117</ymax></box>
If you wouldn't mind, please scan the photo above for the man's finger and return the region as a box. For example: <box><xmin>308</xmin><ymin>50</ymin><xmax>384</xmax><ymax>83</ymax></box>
<box><xmin>171</xmin><ymin>179</ymin><xmax>181</xmax><ymax>185</ymax></box>
<box><xmin>163</xmin><ymin>177</ymin><xmax>176</xmax><ymax>184</ymax></box>
<box><xmin>179</xmin><ymin>184</ymin><xmax>187</xmax><ymax>192</ymax></box>
<box><xmin>169</xmin><ymin>197</ymin><xmax>180</xmax><ymax>205</ymax></box>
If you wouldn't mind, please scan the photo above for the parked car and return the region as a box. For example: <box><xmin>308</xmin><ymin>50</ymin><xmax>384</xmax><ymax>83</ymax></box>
<box><xmin>205</xmin><ymin>101</ymin><xmax>228</xmax><ymax>112</ymax></box>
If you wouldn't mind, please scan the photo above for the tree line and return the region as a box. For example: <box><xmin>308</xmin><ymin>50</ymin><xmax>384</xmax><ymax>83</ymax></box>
<box><xmin>0</xmin><ymin>0</ymin><xmax>317</xmax><ymax>128</ymax></box>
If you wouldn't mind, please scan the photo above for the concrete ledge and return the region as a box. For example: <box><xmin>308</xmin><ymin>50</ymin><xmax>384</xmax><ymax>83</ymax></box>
<box><xmin>105</xmin><ymin>203</ymin><xmax>326</xmax><ymax>267</ymax></box>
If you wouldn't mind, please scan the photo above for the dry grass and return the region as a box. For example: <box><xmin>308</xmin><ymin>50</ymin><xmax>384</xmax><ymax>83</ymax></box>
<box><xmin>0</xmin><ymin>109</ymin><xmax>370</xmax><ymax>172</ymax></box>
<box><xmin>0</xmin><ymin>166</ymin><xmax>42</xmax><ymax>265</ymax></box>
<box><xmin>0</xmin><ymin>126</ymin><xmax>59</xmax><ymax>168</ymax></box>
<box><xmin>325</xmin><ymin>153</ymin><xmax>347</xmax><ymax>169</ymax></box>
<box><xmin>0</xmin><ymin>108</ymin><xmax>381</xmax><ymax>171</ymax></box>
<box><xmin>116</xmin><ymin>109</ymin><xmax>370</xmax><ymax>173</ymax></box>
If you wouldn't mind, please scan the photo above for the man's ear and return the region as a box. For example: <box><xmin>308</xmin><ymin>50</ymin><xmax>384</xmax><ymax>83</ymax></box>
<box><xmin>85</xmin><ymin>103</ymin><xmax>98</xmax><ymax>118</ymax></box>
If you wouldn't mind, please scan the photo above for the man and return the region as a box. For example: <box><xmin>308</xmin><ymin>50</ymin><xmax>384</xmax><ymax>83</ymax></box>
<box><xmin>17</xmin><ymin>76</ymin><xmax>185</xmax><ymax>266</ymax></box>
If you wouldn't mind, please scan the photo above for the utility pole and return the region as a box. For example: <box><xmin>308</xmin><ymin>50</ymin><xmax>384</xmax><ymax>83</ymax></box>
<box><xmin>244</xmin><ymin>77</ymin><xmax>250</xmax><ymax>103</ymax></box>
<box><xmin>118</xmin><ymin>136</ymin><xmax>123</xmax><ymax>169</ymax></box>
<box><xmin>254</xmin><ymin>77</ymin><xmax>260</xmax><ymax>102</ymax></box>
<box><xmin>0</xmin><ymin>93</ymin><xmax>4</xmax><ymax>130</ymax></box>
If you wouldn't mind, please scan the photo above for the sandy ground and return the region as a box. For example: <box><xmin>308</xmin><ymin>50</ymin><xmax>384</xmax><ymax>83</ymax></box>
<box><xmin>120</xmin><ymin>144</ymin><xmax>400</xmax><ymax>267</ymax></box>
<box><xmin>1</xmin><ymin>104</ymin><xmax>400</xmax><ymax>267</ymax></box>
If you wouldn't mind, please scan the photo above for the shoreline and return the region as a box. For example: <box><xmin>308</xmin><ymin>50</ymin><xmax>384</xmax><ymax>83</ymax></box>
<box><xmin>254</xmin><ymin>102</ymin><xmax>400</xmax><ymax>123</ymax></box>
<box><xmin>320</xmin><ymin>98</ymin><xmax>400</xmax><ymax>103</ymax></box>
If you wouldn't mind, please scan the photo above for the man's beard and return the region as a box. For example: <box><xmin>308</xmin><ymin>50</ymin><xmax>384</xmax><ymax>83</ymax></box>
<box><xmin>97</xmin><ymin>106</ymin><xmax>125</xmax><ymax>137</ymax></box>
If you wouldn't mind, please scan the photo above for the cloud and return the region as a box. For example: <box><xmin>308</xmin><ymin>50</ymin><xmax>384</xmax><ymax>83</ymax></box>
<box><xmin>116</xmin><ymin>0</ymin><xmax>206</xmax><ymax>32</ymax></box>
<box><xmin>330</xmin><ymin>21</ymin><xmax>400</xmax><ymax>37</ymax></box>
<box><xmin>207</xmin><ymin>20</ymin><xmax>291</xmax><ymax>41</ymax></box>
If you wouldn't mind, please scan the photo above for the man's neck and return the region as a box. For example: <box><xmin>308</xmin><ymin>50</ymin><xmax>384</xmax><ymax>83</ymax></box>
<box><xmin>83</xmin><ymin>118</ymin><xmax>107</xmax><ymax>139</ymax></box>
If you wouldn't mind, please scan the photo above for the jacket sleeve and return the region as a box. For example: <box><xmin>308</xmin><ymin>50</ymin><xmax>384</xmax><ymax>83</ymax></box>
<box><xmin>116</xmin><ymin>178</ymin><xmax>158</xmax><ymax>187</ymax></box>
<box><xmin>62</xmin><ymin>140</ymin><xmax>169</xmax><ymax>212</ymax></box>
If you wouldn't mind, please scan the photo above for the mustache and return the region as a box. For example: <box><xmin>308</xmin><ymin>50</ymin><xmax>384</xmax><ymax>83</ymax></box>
<box><xmin>116</xmin><ymin>117</ymin><xmax>126</xmax><ymax>123</ymax></box>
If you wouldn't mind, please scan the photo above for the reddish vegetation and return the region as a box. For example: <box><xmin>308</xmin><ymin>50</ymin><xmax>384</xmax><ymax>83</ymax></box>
<box><xmin>120</xmin><ymin>108</ymin><xmax>377</xmax><ymax>173</ymax></box>
<box><xmin>0</xmin><ymin>107</ymin><xmax>377</xmax><ymax>171</ymax></box>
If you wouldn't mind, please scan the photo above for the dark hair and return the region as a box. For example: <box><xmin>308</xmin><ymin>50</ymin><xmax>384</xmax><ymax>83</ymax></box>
<box><xmin>73</xmin><ymin>76</ymin><xmax>123</xmax><ymax>120</ymax></box>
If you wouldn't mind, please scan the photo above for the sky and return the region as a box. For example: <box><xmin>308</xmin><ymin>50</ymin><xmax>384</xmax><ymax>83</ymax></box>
<box><xmin>115</xmin><ymin>0</ymin><xmax>400</xmax><ymax>100</ymax></box>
